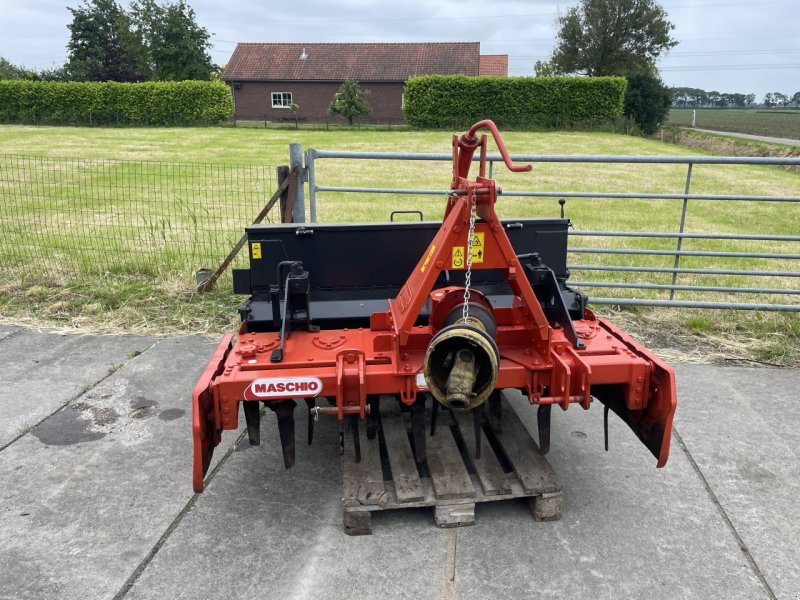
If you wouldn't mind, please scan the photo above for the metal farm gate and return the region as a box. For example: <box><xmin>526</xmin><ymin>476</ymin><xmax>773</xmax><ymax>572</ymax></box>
<box><xmin>281</xmin><ymin>146</ymin><xmax>800</xmax><ymax>312</ymax></box>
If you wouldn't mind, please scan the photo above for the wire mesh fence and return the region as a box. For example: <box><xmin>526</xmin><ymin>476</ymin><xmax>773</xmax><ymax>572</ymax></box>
<box><xmin>0</xmin><ymin>155</ymin><xmax>276</xmax><ymax>286</ymax></box>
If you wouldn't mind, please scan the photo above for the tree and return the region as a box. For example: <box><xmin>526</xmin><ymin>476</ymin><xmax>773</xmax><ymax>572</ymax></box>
<box><xmin>328</xmin><ymin>80</ymin><xmax>371</xmax><ymax>125</ymax></box>
<box><xmin>624</xmin><ymin>74</ymin><xmax>671</xmax><ymax>134</ymax></box>
<box><xmin>547</xmin><ymin>0</ymin><xmax>677</xmax><ymax>76</ymax></box>
<box><xmin>793</xmin><ymin>92</ymin><xmax>800</xmax><ymax>108</ymax></box>
<box><xmin>729</xmin><ymin>93</ymin><xmax>746</xmax><ymax>108</ymax></box>
<box><xmin>0</xmin><ymin>57</ymin><xmax>38</xmax><ymax>80</ymax></box>
<box><xmin>534</xmin><ymin>60</ymin><xmax>558</xmax><ymax>77</ymax></box>
<box><xmin>64</xmin><ymin>0</ymin><xmax>214</xmax><ymax>82</ymax></box>
<box><xmin>130</xmin><ymin>0</ymin><xmax>214</xmax><ymax>80</ymax></box>
<box><xmin>773</xmin><ymin>92</ymin><xmax>789</xmax><ymax>108</ymax></box>
<box><xmin>66</xmin><ymin>0</ymin><xmax>143</xmax><ymax>81</ymax></box>
<box><xmin>37</xmin><ymin>66</ymin><xmax>71</xmax><ymax>82</ymax></box>
<box><xmin>764</xmin><ymin>93</ymin><xmax>775</xmax><ymax>108</ymax></box>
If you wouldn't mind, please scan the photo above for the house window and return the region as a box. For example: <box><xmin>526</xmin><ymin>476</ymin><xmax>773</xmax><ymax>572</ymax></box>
<box><xmin>401</xmin><ymin>93</ymin><xmax>405</xmax><ymax>109</ymax></box>
<box><xmin>272</xmin><ymin>92</ymin><xmax>292</xmax><ymax>108</ymax></box>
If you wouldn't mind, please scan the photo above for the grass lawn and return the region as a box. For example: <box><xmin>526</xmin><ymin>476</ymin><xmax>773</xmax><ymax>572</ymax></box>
<box><xmin>1</xmin><ymin>124</ymin><xmax>798</xmax><ymax>365</ymax></box>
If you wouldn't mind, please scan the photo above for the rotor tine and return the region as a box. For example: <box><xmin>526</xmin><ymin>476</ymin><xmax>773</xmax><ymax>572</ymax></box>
<box><xmin>488</xmin><ymin>391</ymin><xmax>502</xmax><ymax>434</ymax></box>
<box><xmin>430</xmin><ymin>398</ymin><xmax>439</xmax><ymax>436</ymax></box>
<box><xmin>305</xmin><ymin>398</ymin><xmax>315</xmax><ymax>445</ymax></box>
<box><xmin>366</xmin><ymin>396</ymin><xmax>379</xmax><ymax>440</ymax></box>
<box><xmin>473</xmin><ymin>404</ymin><xmax>482</xmax><ymax>460</ymax></box>
<box><xmin>351</xmin><ymin>415</ymin><xmax>362</xmax><ymax>464</ymax></box>
<box><xmin>243</xmin><ymin>401</ymin><xmax>261</xmax><ymax>446</ymax></box>
<box><xmin>411</xmin><ymin>397</ymin><xmax>427</xmax><ymax>464</ymax></box>
<box><xmin>604</xmin><ymin>405</ymin><xmax>610</xmax><ymax>452</ymax></box>
<box><xmin>270</xmin><ymin>400</ymin><xmax>296</xmax><ymax>469</ymax></box>
<box><xmin>537</xmin><ymin>404</ymin><xmax>551</xmax><ymax>455</ymax></box>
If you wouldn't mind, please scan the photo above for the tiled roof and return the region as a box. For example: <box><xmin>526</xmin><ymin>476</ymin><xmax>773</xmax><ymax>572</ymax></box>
<box><xmin>479</xmin><ymin>55</ymin><xmax>508</xmax><ymax>76</ymax></box>
<box><xmin>222</xmin><ymin>42</ymin><xmax>481</xmax><ymax>81</ymax></box>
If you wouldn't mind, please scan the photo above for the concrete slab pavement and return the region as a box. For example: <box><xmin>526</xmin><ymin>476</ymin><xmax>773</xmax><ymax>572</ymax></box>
<box><xmin>674</xmin><ymin>365</ymin><xmax>800</xmax><ymax>600</ymax></box>
<box><xmin>0</xmin><ymin>335</ymin><xmax>241</xmax><ymax>600</ymax></box>
<box><xmin>124</xmin><ymin>406</ymin><xmax>452</xmax><ymax>600</ymax></box>
<box><xmin>125</xmin><ymin>386</ymin><xmax>771</xmax><ymax>600</ymax></box>
<box><xmin>453</xmin><ymin>391</ymin><xmax>768</xmax><ymax>599</ymax></box>
<box><xmin>0</xmin><ymin>329</ymin><xmax>155</xmax><ymax>447</ymax></box>
<box><xmin>1</xmin><ymin>327</ymin><xmax>799</xmax><ymax>600</ymax></box>
<box><xmin>0</xmin><ymin>325</ymin><xmax>21</xmax><ymax>341</ymax></box>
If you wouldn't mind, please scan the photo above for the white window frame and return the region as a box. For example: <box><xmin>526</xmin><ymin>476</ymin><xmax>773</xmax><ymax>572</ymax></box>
<box><xmin>271</xmin><ymin>92</ymin><xmax>293</xmax><ymax>109</ymax></box>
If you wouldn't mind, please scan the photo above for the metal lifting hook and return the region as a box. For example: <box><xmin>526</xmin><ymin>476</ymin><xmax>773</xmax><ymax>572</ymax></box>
<box><xmin>453</xmin><ymin>119</ymin><xmax>533</xmax><ymax>184</ymax></box>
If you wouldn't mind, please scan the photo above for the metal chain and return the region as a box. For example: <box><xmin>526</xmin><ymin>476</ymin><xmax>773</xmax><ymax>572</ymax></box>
<box><xmin>462</xmin><ymin>188</ymin><xmax>477</xmax><ymax>325</ymax></box>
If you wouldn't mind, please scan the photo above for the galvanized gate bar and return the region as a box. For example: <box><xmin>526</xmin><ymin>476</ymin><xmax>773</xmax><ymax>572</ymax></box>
<box><xmin>501</xmin><ymin>190</ymin><xmax>800</xmax><ymax>202</ymax></box>
<box><xmin>570</xmin><ymin>265</ymin><xmax>800</xmax><ymax>277</ymax></box>
<box><xmin>315</xmin><ymin>186</ymin><xmax>800</xmax><ymax>203</ymax></box>
<box><xmin>570</xmin><ymin>248</ymin><xmax>800</xmax><ymax>259</ymax></box>
<box><xmin>310</xmin><ymin>150</ymin><xmax>800</xmax><ymax>165</ymax></box>
<box><xmin>571</xmin><ymin>231</ymin><xmax>800</xmax><ymax>242</ymax></box>
<box><xmin>571</xmin><ymin>282</ymin><xmax>800</xmax><ymax>295</ymax></box>
<box><xmin>590</xmin><ymin>298</ymin><xmax>800</xmax><ymax>311</ymax></box>
<box><xmin>304</xmin><ymin>147</ymin><xmax>800</xmax><ymax>311</ymax></box>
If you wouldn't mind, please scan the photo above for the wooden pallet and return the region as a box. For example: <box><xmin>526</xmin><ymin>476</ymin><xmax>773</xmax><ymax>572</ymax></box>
<box><xmin>341</xmin><ymin>393</ymin><xmax>563</xmax><ymax>535</ymax></box>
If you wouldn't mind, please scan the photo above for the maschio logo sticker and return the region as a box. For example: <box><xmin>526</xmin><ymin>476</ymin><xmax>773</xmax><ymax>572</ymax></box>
<box><xmin>244</xmin><ymin>376</ymin><xmax>323</xmax><ymax>400</ymax></box>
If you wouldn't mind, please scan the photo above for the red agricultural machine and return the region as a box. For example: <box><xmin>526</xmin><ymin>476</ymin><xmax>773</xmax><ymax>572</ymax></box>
<box><xmin>192</xmin><ymin>120</ymin><xmax>677</xmax><ymax>502</ymax></box>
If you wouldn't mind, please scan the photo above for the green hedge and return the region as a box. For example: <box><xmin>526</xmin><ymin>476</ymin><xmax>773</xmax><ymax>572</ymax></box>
<box><xmin>0</xmin><ymin>80</ymin><xmax>232</xmax><ymax>126</ymax></box>
<box><xmin>403</xmin><ymin>75</ymin><xmax>627</xmax><ymax>129</ymax></box>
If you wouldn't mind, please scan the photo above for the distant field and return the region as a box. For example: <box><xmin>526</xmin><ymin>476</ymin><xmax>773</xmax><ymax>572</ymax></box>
<box><xmin>668</xmin><ymin>108</ymin><xmax>800</xmax><ymax>140</ymax></box>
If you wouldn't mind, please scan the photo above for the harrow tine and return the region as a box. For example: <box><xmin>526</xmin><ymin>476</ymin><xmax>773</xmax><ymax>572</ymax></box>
<box><xmin>269</xmin><ymin>400</ymin><xmax>297</xmax><ymax>469</ymax></box>
<box><xmin>350</xmin><ymin>415</ymin><xmax>362</xmax><ymax>463</ymax></box>
<box><xmin>305</xmin><ymin>398</ymin><xmax>315</xmax><ymax>445</ymax></box>
<box><xmin>430</xmin><ymin>399</ymin><xmax>439</xmax><ymax>436</ymax></box>
<box><xmin>537</xmin><ymin>404</ymin><xmax>551</xmax><ymax>455</ymax></box>
<box><xmin>488</xmin><ymin>391</ymin><xmax>502</xmax><ymax>434</ymax></box>
<box><xmin>604</xmin><ymin>405</ymin><xmax>610</xmax><ymax>452</ymax></box>
<box><xmin>411</xmin><ymin>397</ymin><xmax>427</xmax><ymax>464</ymax></box>
<box><xmin>243</xmin><ymin>401</ymin><xmax>261</xmax><ymax>446</ymax></box>
<box><xmin>366</xmin><ymin>396</ymin><xmax>379</xmax><ymax>440</ymax></box>
<box><xmin>473</xmin><ymin>404</ymin><xmax>483</xmax><ymax>459</ymax></box>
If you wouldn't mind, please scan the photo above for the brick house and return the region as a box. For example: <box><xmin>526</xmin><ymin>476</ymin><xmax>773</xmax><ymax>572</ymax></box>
<box><xmin>221</xmin><ymin>42</ymin><xmax>508</xmax><ymax>124</ymax></box>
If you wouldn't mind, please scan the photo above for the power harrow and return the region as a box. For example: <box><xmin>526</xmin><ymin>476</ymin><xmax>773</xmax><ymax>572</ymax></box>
<box><xmin>192</xmin><ymin>120</ymin><xmax>677</xmax><ymax>496</ymax></box>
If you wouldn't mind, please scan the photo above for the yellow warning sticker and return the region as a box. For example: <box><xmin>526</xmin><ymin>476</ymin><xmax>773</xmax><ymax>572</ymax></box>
<box><xmin>452</xmin><ymin>233</ymin><xmax>485</xmax><ymax>269</ymax></box>
<box><xmin>420</xmin><ymin>244</ymin><xmax>436</xmax><ymax>273</ymax></box>
<box><xmin>251</xmin><ymin>242</ymin><xmax>262</xmax><ymax>259</ymax></box>
<box><xmin>470</xmin><ymin>232</ymin><xmax>485</xmax><ymax>263</ymax></box>
<box><xmin>451</xmin><ymin>246</ymin><xmax>465</xmax><ymax>269</ymax></box>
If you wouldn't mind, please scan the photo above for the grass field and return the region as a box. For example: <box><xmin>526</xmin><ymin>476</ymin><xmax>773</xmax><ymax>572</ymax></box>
<box><xmin>668</xmin><ymin>108</ymin><xmax>800</xmax><ymax>140</ymax></box>
<box><xmin>1</xmin><ymin>124</ymin><xmax>799</xmax><ymax>364</ymax></box>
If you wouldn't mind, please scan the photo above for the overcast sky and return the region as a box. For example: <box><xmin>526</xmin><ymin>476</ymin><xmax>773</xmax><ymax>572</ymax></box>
<box><xmin>1</xmin><ymin>0</ymin><xmax>798</xmax><ymax>99</ymax></box>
